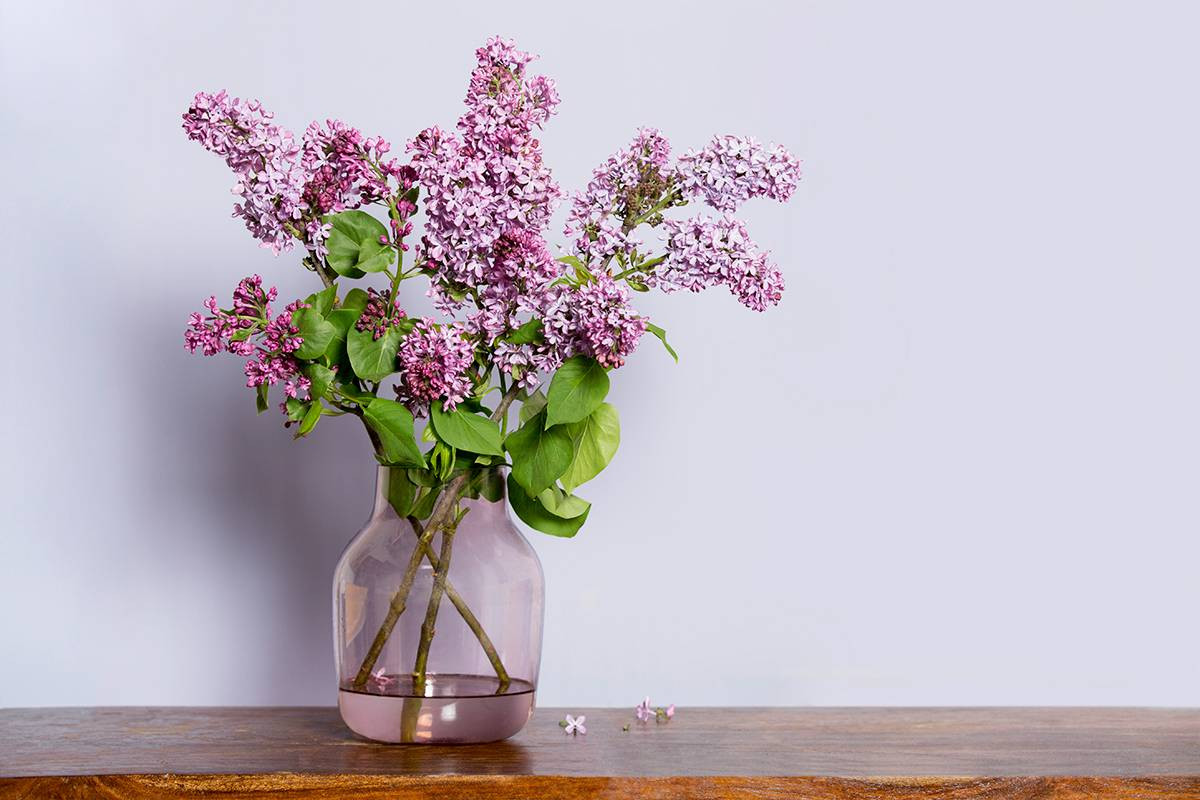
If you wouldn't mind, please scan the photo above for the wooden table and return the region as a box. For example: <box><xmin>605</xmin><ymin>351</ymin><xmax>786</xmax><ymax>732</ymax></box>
<box><xmin>1</xmin><ymin>707</ymin><xmax>1198</xmax><ymax>798</ymax></box>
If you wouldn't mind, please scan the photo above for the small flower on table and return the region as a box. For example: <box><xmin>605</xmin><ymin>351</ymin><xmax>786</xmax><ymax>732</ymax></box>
<box><xmin>560</xmin><ymin>714</ymin><xmax>586</xmax><ymax>735</ymax></box>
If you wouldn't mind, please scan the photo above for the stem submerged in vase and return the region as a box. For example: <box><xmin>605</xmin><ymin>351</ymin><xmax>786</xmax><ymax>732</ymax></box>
<box><xmin>351</xmin><ymin>387</ymin><xmax>522</xmax><ymax>692</ymax></box>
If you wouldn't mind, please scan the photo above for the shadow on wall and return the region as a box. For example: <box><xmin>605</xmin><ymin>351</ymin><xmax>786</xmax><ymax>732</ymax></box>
<box><xmin>140</xmin><ymin>304</ymin><xmax>374</xmax><ymax>703</ymax></box>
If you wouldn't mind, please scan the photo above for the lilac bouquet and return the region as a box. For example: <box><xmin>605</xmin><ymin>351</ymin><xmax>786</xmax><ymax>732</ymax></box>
<box><xmin>184</xmin><ymin>37</ymin><xmax>800</xmax><ymax>692</ymax></box>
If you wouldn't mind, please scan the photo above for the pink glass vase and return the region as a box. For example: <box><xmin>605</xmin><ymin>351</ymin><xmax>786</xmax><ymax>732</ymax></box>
<box><xmin>333</xmin><ymin>466</ymin><xmax>545</xmax><ymax>743</ymax></box>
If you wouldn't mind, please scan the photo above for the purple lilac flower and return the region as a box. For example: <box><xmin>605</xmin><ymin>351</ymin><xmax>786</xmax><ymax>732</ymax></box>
<box><xmin>660</xmin><ymin>214</ymin><xmax>785</xmax><ymax>311</ymax></box>
<box><xmin>544</xmin><ymin>275</ymin><xmax>647</xmax><ymax>369</ymax></box>
<box><xmin>243</xmin><ymin>299</ymin><xmax>306</xmax><ymax>392</ymax></box>
<box><xmin>675</xmin><ymin>135</ymin><xmax>801</xmax><ymax>213</ymax></box>
<box><xmin>634</xmin><ymin>697</ymin><xmax>654</xmax><ymax>723</ymax></box>
<box><xmin>472</xmin><ymin>227</ymin><xmax>561</xmax><ymax>338</ymax></box>
<box><xmin>492</xmin><ymin>335</ymin><xmax>565</xmax><ymax>390</ymax></box>
<box><xmin>355</xmin><ymin>288</ymin><xmax>407</xmax><ymax>340</ymax></box>
<box><xmin>301</xmin><ymin>120</ymin><xmax>393</xmax><ymax>213</ymax></box>
<box><xmin>182</xmin><ymin>91</ymin><xmax>308</xmax><ymax>253</ymax></box>
<box><xmin>562</xmin><ymin>714</ymin><xmax>586</xmax><ymax>735</ymax></box>
<box><xmin>184</xmin><ymin>275</ymin><xmax>276</xmax><ymax>357</ymax></box>
<box><xmin>407</xmin><ymin>37</ymin><xmax>561</xmax><ymax>301</ymax></box>
<box><xmin>299</xmin><ymin>122</ymin><xmax>416</xmax><ymax>259</ymax></box>
<box><xmin>564</xmin><ymin>128</ymin><xmax>673</xmax><ymax>264</ymax></box>
<box><xmin>186</xmin><ymin>278</ymin><xmax>311</xmax><ymax>406</ymax></box>
<box><xmin>395</xmin><ymin>319</ymin><xmax>476</xmax><ymax>415</ymax></box>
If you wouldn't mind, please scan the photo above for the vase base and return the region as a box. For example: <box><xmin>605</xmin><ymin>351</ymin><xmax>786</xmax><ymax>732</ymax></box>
<box><xmin>338</xmin><ymin>673</ymin><xmax>535</xmax><ymax>744</ymax></box>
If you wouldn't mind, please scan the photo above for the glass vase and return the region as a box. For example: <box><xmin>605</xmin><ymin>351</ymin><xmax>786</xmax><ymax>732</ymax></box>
<box><xmin>333</xmin><ymin>465</ymin><xmax>545</xmax><ymax>743</ymax></box>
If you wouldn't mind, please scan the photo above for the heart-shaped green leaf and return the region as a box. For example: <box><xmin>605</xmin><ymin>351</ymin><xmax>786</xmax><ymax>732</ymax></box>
<box><xmin>364</xmin><ymin>398</ymin><xmax>426</xmax><ymax>468</ymax></box>
<box><xmin>325</xmin><ymin>210</ymin><xmax>392</xmax><ymax>277</ymax></box>
<box><xmin>292</xmin><ymin>307</ymin><xmax>336</xmax><ymax>360</ymax></box>
<box><xmin>507</xmin><ymin>474</ymin><xmax>590</xmax><ymax>537</ymax></box>
<box><xmin>429</xmin><ymin>404</ymin><xmax>505</xmax><ymax>457</ymax></box>
<box><xmin>305</xmin><ymin>285</ymin><xmax>338</xmax><ymax>317</ymax></box>
<box><xmin>304</xmin><ymin>363</ymin><xmax>336</xmax><ymax>400</ymax></box>
<box><xmin>559</xmin><ymin>403</ymin><xmax>620</xmax><ymax>492</ymax></box>
<box><xmin>505</xmin><ymin>411</ymin><xmax>572</xmax><ymax>495</ymax></box>
<box><xmin>545</xmin><ymin>356</ymin><xmax>609</xmax><ymax>427</ymax></box>
<box><xmin>347</xmin><ymin>324</ymin><xmax>402</xmax><ymax>382</ymax></box>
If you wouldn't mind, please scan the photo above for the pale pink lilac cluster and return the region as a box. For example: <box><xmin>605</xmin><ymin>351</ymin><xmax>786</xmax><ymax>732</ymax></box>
<box><xmin>675</xmin><ymin>134</ymin><xmax>801</xmax><ymax>213</ymax></box>
<box><xmin>185</xmin><ymin>276</ymin><xmax>311</xmax><ymax>400</ymax></box>
<box><xmin>395</xmin><ymin>320</ymin><xmax>476</xmax><ymax>415</ymax></box>
<box><xmin>544</xmin><ymin>275</ymin><xmax>646</xmax><ymax>369</ymax></box>
<box><xmin>184</xmin><ymin>93</ymin><xmax>411</xmax><ymax>261</ymax></box>
<box><xmin>473</xmin><ymin>228</ymin><xmax>567</xmax><ymax>387</ymax></box>
<box><xmin>408</xmin><ymin>37</ymin><xmax>561</xmax><ymax>300</ymax></box>
<box><xmin>660</xmin><ymin>215</ymin><xmax>785</xmax><ymax>311</ymax></box>
<box><xmin>182</xmin><ymin>92</ymin><xmax>307</xmax><ymax>254</ymax></box>
<box><xmin>563</xmin><ymin>128</ymin><xmax>672</xmax><ymax>264</ymax></box>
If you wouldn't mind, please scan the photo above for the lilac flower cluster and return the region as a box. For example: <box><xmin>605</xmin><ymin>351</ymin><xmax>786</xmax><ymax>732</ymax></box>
<box><xmin>395</xmin><ymin>319</ymin><xmax>476</xmax><ymax>415</ymax></box>
<box><xmin>355</xmin><ymin>288</ymin><xmax>406</xmax><ymax>340</ymax></box>
<box><xmin>185</xmin><ymin>276</ymin><xmax>311</xmax><ymax>401</ymax></box>
<box><xmin>184</xmin><ymin>94</ymin><xmax>410</xmax><ymax>261</ymax></box>
<box><xmin>407</xmin><ymin>37</ymin><xmax>561</xmax><ymax>297</ymax></box>
<box><xmin>184</xmin><ymin>37</ymin><xmax>804</xmax><ymax>430</ymax></box>
<box><xmin>182</xmin><ymin>92</ymin><xmax>307</xmax><ymax>254</ymax></box>
<box><xmin>301</xmin><ymin>121</ymin><xmax>413</xmax><ymax>258</ymax></box>
<box><xmin>544</xmin><ymin>275</ymin><xmax>646</xmax><ymax>369</ymax></box>
<box><xmin>471</xmin><ymin>227</ymin><xmax>564</xmax><ymax>368</ymax></box>
<box><xmin>675</xmin><ymin>135</ymin><xmax>801</xmax><ymax>213</ymax></box>
<box><xmin>563</xmin><ymin>128</ymin><xmax>672</xmax><ymax>264</ymax></box>
<box><xmin>660</xmin><ymin>215</ymin><xmax>785</xmax><ymax>311</ymax></box>
<box><xmin>184</xmin><ymin>275</ymin><xmax>274</xmax><ymax>358</ymax></box>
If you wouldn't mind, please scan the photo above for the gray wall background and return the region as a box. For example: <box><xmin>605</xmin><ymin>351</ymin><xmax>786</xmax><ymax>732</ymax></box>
<box><xmin>2</xmin><ymin>0</ymin><xmax>1198</xmax><ymax>708</ymax></box>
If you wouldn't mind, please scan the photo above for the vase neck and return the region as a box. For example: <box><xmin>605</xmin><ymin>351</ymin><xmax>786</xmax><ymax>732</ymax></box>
<box><xmin>372</xmin><ymin>465</ymin><xmax>508</xmax><ymax>522</ymax></box>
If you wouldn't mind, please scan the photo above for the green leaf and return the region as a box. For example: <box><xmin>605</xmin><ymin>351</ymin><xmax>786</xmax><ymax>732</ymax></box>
<box><xmin>545</xmin><ymin>356</ymin><xmax>610</xmax><ymax>427</ymax></box>
<box><xmin>284</xmin><ymin>397</ymin><xmax>308</xmax><ymax>422</ymax></box>
<box><xmin>505</xmin><ymin>411</ymin><xmax>573</xmax><ymax>495</ymax></box>
<box><xmin>505</xmin><ymin>317</ymin><xmax>543</xmax><ymax>345</ymax></box>
<box><xmin>386</xmin><ymin>468</ymin><xmax>416</xmax><ymax>517</ymax></box>
<box><xmin>325</xmin><ymin>210</ymin><xmax>392</xmax><ymax>277</ymax></box>
<box><xmin>626</xmin><ymin>279</ymin><xmax>650</xmax><ymax>292</ymax></box>
<box><xmin>429</xmin><ymin>441</ymin><xmax>456</xmax><ymax>482</ymax></box>
<box><xmin>324</xmin><ymin>300</ymin><xmax>367</xmax><ymax>366</ymax></box>
<box><xmin>297</xmin><ymin>401</ymin><xmax>322</xmax><ymax>437</ymax></box>
<box><xmin>364</xmin><ymin>398</ymin><xmax>426</xmax><ymax>467</ymax></box>
<box><xmin>255</xmin><ymin>383</ymin><xmax>269</xmax><ymax>414</ymax></box>
<box><xmin>644</xmin><ymin>322</ymin><xmax>678</xmax><ymax>362</ymax></box>
<box><xmin>411</xmin><ymin>486</ymin><xmax>438</xmax><ymax>520</ymax></box>
<box><xmin>347</xmin><ymin>325</ymin><xmax>402</xmax><ymax>382</ymax></box>
<box><xmin>507</xmin><ymin>474</ymin><xmax>589</xmax><ymax>537</ymax></box>
<box><xmin>304</xmin><ymin>363</ymin><xmax>336</xmax><ymax>400</ymax></box>
<box><xmin>292</xmin><ymin>307</ymin><xmax>336</xmax><ymax>360</ymax></box>
<box><xmin>478</xmin><ymin>469</ymin><xmax>505</xmax><ymax>502</ymax></box>
<box><xmin>538</xmin><ymin>484</ymin><xmax>592</xmax><ymax>518</ymax></box>
<box><xmin>430</xmin><ymin>404</ymin><xmax>505</xmax><ymax>457</ymax></box>
<box><xmin>559</xmin><ymin>403</ymin><xmax>620</xmax><ymax>492</ymax></box>
<box><xmin>556</xmin><ymin>255</ymin><xmax>584</xmax><ymax>268</ymax></box>
<box><xmin>519</xmin><ymin>389</ymin><xmax>548</xmax><ymax>425</ymax></box>
<box><xmin>305</xmin><ymin>285</ymin><xmax>338</xmax><ymax>317</ymax></box>
<box><xmin>340</xmin><ymin>288</ymin><xmax>371</xmax><ymax>316</ymax></box>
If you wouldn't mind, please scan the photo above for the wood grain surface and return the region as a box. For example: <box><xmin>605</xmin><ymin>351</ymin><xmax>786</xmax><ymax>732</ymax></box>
<box><xmin>1</xmin><ymin>706</ymin><xmax>1198</xmax><ymax>799</ymax></box>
